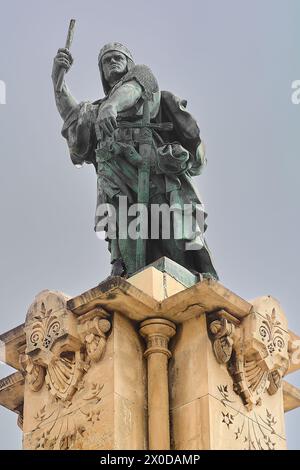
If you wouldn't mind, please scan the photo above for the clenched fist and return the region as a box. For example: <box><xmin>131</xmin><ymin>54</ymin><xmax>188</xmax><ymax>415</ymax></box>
<box><xmin>97</xmin><ymin>103</ymin><xmax>118</xmax><ymax>137</ymax></box>
<box><xmin>52</xmin><ymin>48</ymin><xmax>74</xmax><ymax>86</ymax></box>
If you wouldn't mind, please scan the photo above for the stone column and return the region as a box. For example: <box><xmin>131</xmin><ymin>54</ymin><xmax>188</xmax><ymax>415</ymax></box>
<box><xmin>139</xmin><ymin>318</ymin><xmax>176</xmax><ymax>450</ymax></box>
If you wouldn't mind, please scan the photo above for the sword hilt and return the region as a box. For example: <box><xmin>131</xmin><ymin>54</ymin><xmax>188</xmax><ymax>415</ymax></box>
<box><xmin>117</xmin><ymin>121</ymin><xmax>173</xmax><ymax>131</ymax></box>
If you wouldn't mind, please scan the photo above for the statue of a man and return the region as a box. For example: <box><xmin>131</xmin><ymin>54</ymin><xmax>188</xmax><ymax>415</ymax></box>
<box><xmin>52</xmin><ymin>42</ymin><xmax>218</xmax><ymax>279</ymax></box>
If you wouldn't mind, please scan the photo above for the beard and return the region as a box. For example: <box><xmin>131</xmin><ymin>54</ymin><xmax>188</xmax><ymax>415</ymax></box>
<box><xmin>106</xmin><ymin>67</ymin><xmax>127</xmax><ymax>87</ymax></box>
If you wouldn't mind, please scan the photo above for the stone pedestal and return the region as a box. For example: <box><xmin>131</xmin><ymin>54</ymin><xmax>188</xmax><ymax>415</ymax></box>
<box><xmin>169</xmin><ymin>300</ymin><xmax>289</xmax><ymax>450</ymax></box>
<box><xmin>20</xmin><ymin>291</ymin><xmax>147</xmax><ymax>450</ymax></box>
<box><xmin>0</xmin><ymin>257</ymin><xmax>300</xmax><ymax>450</ymax></box>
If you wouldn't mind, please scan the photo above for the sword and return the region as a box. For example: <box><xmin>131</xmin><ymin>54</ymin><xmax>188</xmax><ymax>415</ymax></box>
<box><xmin>134</xmin><ymin>101</ymin><xmax>173</xmax><ymax>271</ymax></box>
<box><xmin>135</xmin><ymin>100</ymin><xmax>152</xmax><ymax>271</ymax></box>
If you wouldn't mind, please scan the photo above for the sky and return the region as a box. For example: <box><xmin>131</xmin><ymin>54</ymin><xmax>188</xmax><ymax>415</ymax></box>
<box><xmin>0</xmin><ymin>0</ymin><xmax>300</xmax><ymax>450</ymax></box>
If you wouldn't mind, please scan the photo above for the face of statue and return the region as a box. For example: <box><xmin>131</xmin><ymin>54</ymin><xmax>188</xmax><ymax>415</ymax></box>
<box><xmin>101</xmin><ymin>51</ymin><xmax>128</xmax><ymax>86</ymax></box>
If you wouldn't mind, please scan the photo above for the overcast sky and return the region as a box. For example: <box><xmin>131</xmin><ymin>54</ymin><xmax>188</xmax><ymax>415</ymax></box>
<box><xmin>0</xmin><ymin>0</ymin><xmax>300</xmax><ymax>449</ymax></box>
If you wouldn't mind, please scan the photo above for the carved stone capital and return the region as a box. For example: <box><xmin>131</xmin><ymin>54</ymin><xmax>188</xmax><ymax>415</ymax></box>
<box><xmin>139</xmin><ymin>318</ymin><xmax>176</xmax><ymax>359</ymax></box>
<box><xmin>208</xmin><ymin>297</ymin><xmax>290</xmax><ymax>411</ymax></box>
<box><xmin>22</xmin><ymin>291</ymin><xmax>111</xmax><ymax>403</ymax></box>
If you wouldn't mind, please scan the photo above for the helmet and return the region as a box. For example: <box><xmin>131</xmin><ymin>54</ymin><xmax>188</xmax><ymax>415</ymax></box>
<box><xmin>98</xmin><ymin>42</ymin><xmax>134</xmax><ymax>65</ymax></box>
<box><xmin>98</xmin><ymin>42</ymin><xmax>135</xmax><ymax>95</ymax></box>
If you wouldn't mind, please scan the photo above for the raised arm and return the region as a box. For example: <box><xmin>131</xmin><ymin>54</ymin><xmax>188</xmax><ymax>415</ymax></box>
<box><xmin>51</xmin><ymin>48</ymin><xmax>78</xmax><ymax>121</ymax></box>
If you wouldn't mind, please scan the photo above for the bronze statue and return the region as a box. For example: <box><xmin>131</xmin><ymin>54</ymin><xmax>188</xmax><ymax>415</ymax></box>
<box><xmin>52</xmin><ymin>41</ymin><xmax>218</xmax><ymax>280</ymax></box>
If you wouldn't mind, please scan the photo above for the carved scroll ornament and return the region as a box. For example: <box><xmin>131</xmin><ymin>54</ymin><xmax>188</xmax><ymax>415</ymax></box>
<box><xmin>209</xmin><ymin>298</ymin><xmax>290</xmax><ymax>411</ymax></box>
<box><xmin>21</xmin><ymin>291</ymin><xmax>111</xmax><ymax>402</ymax></box>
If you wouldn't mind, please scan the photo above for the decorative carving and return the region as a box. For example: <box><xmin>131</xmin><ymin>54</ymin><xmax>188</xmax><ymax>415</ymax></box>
<box><xmin>78</xmin><ymin>314</ymin><xmax>111</xmax><ymax>362</ymax></box>
<box><xmin>20</xmin><ymin>354</ymin><xmax>45</xmax><ymax>392</ymax></box>
<box><xmin>59</xmin><ymin>425</ymin><xmax>86</xmax><ymax>450</ymax></box>
<box><xmin>35</xmin><ymin>429</ymin><xmax>57</xmax><ymax>450</ymax></box>
<box><xmin>267</xmin><ymin>370</ymin><xmax>281</xmax><ymax>395</ymax></box>
<box><xmin>221</xmin><ymin>411</ymin><xmax>234</xmax><ymax>428</ymax></box>
<box><xmin>82</xmin><ymin>383</ymin><xmax>104</xmax><ymax>402</ymax></box>
<box><xmin>45</xmin><ymin>350</ymin><xmax>87</xmax><ymax>402</ymax></box>
<box><xmin>209</xmin><ymin>318</ymin><xmax>235</xmax><ymax>364</ymax></box>
<box><xmin>34</xmin><ymin>421</ymin><xmax>87</xmax><ymax>450</ymax></box>
<box><xmin>31</xmin><ymin>380</ymin><xmax>104</xmax><ymax>450</ymax></box>
<box><xmin>23</xmin><ymin>291</ymin><xmax>111</xmax><ymax>403</ymax></box>
<box><xmin>217</xmin><ymin>384</ymin><xmax>279</xmax><ymax>450</ymax></box>
<box><xmin>209</xmin><ymin>297</ymin><xmax>290</xmax><ymax>411</ymax></box>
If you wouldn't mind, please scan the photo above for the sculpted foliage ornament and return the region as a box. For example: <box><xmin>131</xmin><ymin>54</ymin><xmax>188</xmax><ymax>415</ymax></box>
<box><xmin>209</xmin><ymin>297</ymin><xmax>290</xmax><ymax>411</ymax></box>
<box><xmin>21</xmin><ymin>291</ymin><xmax>111</xmax><ymax>403</ymax></box>
<box><xmin>31</xmin><ymin>380</ymin><xmax>104</xmax><ymax>450</ymax></box>
<box><xmin>217</xmin><ymin>384</ymin><xmax>279</xmax><ymax>450</ymax></box>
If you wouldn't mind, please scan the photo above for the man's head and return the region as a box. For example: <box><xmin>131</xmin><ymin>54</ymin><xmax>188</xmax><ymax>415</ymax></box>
<box><xmin>101</xmin><ymin>51</ymin><xmax>128</xmax><ymax>86</ymax></box>
<box><xmin>98</xmin><ymin>42</ymin><xmax>134</xmax><ymax>95</ymax></box>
